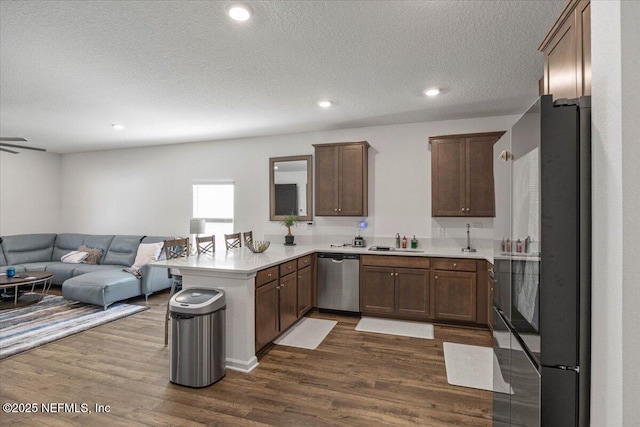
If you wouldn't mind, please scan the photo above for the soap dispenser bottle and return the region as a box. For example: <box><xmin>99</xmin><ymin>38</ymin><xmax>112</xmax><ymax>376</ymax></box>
<box><xmin>395</xmin><ymin>233</ymin><xmax>401</xmax><ymax>248</ymax></box>
<box><xmin>411</xmin><ymin>235</ymin><xmax>418</xmax><ymax>249</ymax></box>
<box><xmin>402</xmin><ymin>236</ymin><xmax>408</xmax><ymax>248</ymax></box>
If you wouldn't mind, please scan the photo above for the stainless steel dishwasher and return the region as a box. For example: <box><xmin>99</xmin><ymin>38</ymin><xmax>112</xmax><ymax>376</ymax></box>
<box><xmin>317</xmin><ymin>253</ymin><xmax>360</xmax><ymax>313</ymax></box>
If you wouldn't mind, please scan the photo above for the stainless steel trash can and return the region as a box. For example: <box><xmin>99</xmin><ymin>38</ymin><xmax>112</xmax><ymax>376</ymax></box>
<box><xmin>169</xmin><ymin>288</ymin><xmax>226</xmax><ymax>387</ymax></box>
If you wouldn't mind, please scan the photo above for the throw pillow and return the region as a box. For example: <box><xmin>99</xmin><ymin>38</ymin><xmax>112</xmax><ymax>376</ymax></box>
<box><xmin>78</xmin><ymin>245</ymin><xmax>103</xmax><ymax>265</ymax></box>
<box><xmin>124</xmin><ymin>242</ymin><xmax>164</xmax><ymax>277</ymax></box>
<box><xmin>61</xmin><ymin>251</ymin><xmax>89</xmax><ymax>264</ymax></box>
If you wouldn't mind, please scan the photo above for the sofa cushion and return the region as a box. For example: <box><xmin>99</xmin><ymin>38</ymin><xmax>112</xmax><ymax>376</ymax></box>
<box><xmin>81</xmin><ymin>235</ymin><xmax>114</xmax><ymax>264</ymax></box>
<box><xmin>13</xmin><ymin>262</ymin><xmax>58</xmax><ymax>272</ymax></box>
<box><xmin>1</xmin><ymin>234</ymin><xmax>57</xmax><ymax>265</ymax></box>
<box><xmin>103</xmin><ymin>235</ymin><xmax>143</xmax><ymax>267</ymax></box>
<box><xmin>0</xmin><ymin>238</ymin><xmax>7</xmax><ymax>266</ymax></box>
<box><xmin>62</xmin><ymin>270</ymin><xmax>142</xmax><ymax>309</ymax></box>
<box><xmin>45</xmin><ymin>263</ymin><xmax>80</xmax><ymax>285</ymax></box>
<box><xmin>72</xmin><ymin>264</ymin><xmax>121</xmax><ymax>275</ymax></box>
<box><xmin>52</xmin><ymin>233</ymin><xmax>87</xmax><ymax>262</ymax></box>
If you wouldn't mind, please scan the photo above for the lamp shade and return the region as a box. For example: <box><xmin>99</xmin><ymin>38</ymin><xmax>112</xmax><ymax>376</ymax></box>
<box><xmin>190</xmin><ymin>218</ymin><xmax>206</xmax><ymax>234</ymax></box>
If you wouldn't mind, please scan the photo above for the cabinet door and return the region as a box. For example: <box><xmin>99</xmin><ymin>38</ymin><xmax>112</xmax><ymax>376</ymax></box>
<box><xmin>339</xmin><ymin>143</ymin><xmax>367</xmax><ymax>216</ymax></box>
<box><xmin>297</xmin><ymin>265</ymin><xmax>312</xmax><ymax>317</ymax></box>
<box><xmin>279</xmin><ymin>272</ymin><xmax>298</xmax><ymax>331</ymax></box>
<box><xmin>314</xmin><ymin>145</ymin><xmax>339</xmax><ymax>215</ymax></box>
<box><xmin>431</xmin><ymin>270</ymin><xmax>477</xmax><ymax>322</ymax></box>
<box><xmin>395</xmin><ymin>268</ymin><xmax>429</xmax><ymax>319</ymax></box>
<box><xmin>361</xmin><ymin>266</ymin><xmax>395</xmax><ymax>314</ymax></box>
<box><xmin>255</xmin><ymin>280</ymin><xmax>279</xmax><ymax>351</ymax></box>
<box><xmin>577</xmin><ymin>0</ymin><xmax>591</xmax><ymax>96</ymax></box>
<box><xmin>545</xmin><ymin>15</ymin><xmax>578</xmax><ymax>100</ymax></box>
<box><xmin>431</xmin><ymin>138</ymin><xmax>466</xmax><ymax>217</ymax></box>
<box><xmin>466</xmin><ymin>136</ymin><xmax>496</xmax><ymax>217</ymax></box>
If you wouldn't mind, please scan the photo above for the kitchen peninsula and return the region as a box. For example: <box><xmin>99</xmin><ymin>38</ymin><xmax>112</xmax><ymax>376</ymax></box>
<box><xmin>152</xmin><ymin>241</ymin><xmax>492</xmax><ymax>373</ymax></box>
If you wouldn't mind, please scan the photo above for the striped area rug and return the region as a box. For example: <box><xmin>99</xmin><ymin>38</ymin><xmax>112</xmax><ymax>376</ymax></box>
<box><xmin>0</xmin><ymin>295</ymin><xmax>148</xmax><ymax>360</ymax></box>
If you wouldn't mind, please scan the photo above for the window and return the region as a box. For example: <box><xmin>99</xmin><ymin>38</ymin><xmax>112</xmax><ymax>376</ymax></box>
<box><xmin>192</xmin><ymin>181</ymin><xmax>234</xmax><ymax>250</ymax></box>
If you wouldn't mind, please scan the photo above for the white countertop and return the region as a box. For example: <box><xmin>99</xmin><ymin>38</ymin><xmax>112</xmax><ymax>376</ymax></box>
<box><xmin>152</xmin><ymin>241</ymin><xmax>493</xmax><ymax>274</ymax></box>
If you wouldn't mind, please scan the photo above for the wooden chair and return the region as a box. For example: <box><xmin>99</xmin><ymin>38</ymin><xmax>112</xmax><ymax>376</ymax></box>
<box><xmin>163</xmin><ymin>237</ymin><xmax>189</xmax><ymax>346</ymax></box>
<box><xmin>243</xmin><ymin>231</ymin><xmax>253</xmax><ymax>247</ymax></box>
<box><xmin>196</xmin><ymin>235</ymin><xmax>215</xmax><ymax>255</ymax></box>
<box><xmin>224</xmin><ymin>233</ymin><xmax>242</xmax><ymax>249</ymax></box>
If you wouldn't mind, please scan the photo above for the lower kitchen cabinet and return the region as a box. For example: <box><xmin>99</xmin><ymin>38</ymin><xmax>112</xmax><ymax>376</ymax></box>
<box><xmin>279</xmin><ymin>272</ymin><xmax>298</xmax><ymax>331</ymax></box>
<box><xmin>431</xmin><ymin>270</ymin><xmax>477</xmax><ymax>322</ymax></box>
<box><xmin>297</xmin><ymin>265</ymin><xmax>312</xmax><ymax>316</ymax></box>
<box><xmin>361</xmin><ymin>256</ymin><xmax>430</xmax><ymax>320</ymax></box>
<box><xmin>255</xmin><ymin>280</ymin><xmax>279</xmax><ymax>351</ymax></box>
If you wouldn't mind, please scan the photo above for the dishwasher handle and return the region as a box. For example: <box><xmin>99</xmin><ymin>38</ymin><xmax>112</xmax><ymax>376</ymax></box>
<box><xmin>331</xmin><ymin>258</ymin><xmax>344</xmax><ymax>264</ymax></box>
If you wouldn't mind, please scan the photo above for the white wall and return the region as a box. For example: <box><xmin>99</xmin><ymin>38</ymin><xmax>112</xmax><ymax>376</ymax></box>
<box><xmin>591</xmin><ymin>0</ymin><xmax>640</xmax><ymax>424</ymax></box>
<box><xmin>0</xmin><ymin>150</ymin><xmax>62</xmax><ymax>235</ymax></box>
<box><xmin>59</xmin><ymin>115</ymin><xmax>516</xmax><ymax>243</ymax></box>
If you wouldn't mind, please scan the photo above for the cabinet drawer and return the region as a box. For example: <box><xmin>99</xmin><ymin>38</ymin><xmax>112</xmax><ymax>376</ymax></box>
<box><xmin>361</xmin><ymin>255</ymin><xmax>430</xmax><ymax>269</ymax></box>
<box><xmin>279</xmin><ymin>260</ymin><xmax>297</xmax><ymax>276</ymax></box>
<box><xmin>432</xmin><ymin>258</ymin><xmax>477</xmax><ymax>272</ymax></box>
<box><xmin>256</xmin><ymin>266</ymin><xmax>278</xmax><ymax>287</ymax></box>
<box><xmin>297</xmin><ymin>255</ymin><xmax>312</xmax><ymax>269</ymax></box>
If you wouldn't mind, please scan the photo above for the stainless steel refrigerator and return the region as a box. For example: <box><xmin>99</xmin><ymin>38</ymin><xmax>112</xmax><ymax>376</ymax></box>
<box><xmin>492</xmin><ymin>95</ymin><xmax>591</xmax><ymax>426</ymax></box>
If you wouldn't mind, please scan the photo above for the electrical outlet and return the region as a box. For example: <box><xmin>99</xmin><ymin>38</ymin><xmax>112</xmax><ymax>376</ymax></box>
<box><xmin>472</xmin><ymin>222</ymin><xmax>482</xmax><ymax>228</ymax></box>
<box><xmin>439</xmin><ymin>227</ymin><xmax>446</xmax><ymax>237</ymax></box>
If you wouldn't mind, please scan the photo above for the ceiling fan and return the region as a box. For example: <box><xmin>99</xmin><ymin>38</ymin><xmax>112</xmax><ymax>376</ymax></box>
<box><xmin>0</xmin><ymin>137</ymin><xmax>46</xmax><ymax>154</ymax></box>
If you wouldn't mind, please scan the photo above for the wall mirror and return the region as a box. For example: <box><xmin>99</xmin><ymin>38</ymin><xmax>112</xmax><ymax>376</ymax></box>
<box><xmin>269</xmin><ymin>155</ymin><xmax>313</xmax><ymax>221</ymax></box>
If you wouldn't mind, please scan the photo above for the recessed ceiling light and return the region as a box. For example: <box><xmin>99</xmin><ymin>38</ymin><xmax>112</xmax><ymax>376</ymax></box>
<box><xmin>318</xmin><ymin>100</ymin><xmax>333</xmax><ymax>108</ymax></box>
<box><xmin>111</xmin><ymin>124</ymin><xmax>125</xmax><ymax>130</ymax></box>
<box><xmin>424</xmin><ymin>88</ymin><xmax>440</xmax><ymax>97</ymax></box>
<box><xmin>227</xmin><ymin>4</ymin><xmax>252</xmax><ymax>21</ymax></box>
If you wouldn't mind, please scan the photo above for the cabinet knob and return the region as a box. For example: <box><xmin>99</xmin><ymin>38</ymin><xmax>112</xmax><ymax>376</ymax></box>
<box><xmin>338</xmin><ymin>208</ymin><xmax>342</xmax><ymax>212</ymax></box>
<box><xmin>461</xmin><ymin>208</ymin><xmax>465</xmax><ymax>212</ymax></box>
<box><xmin>334</xmin><ymin>208</ymin><xmax>338</xmax><ymax>212</ymax></box>
<box><xmin>453</xmin><ymin>263</ymin><xmax>457</xmax><ymax>267</ymax></box>
<box><xmin>390</xmin><ymin>272</ymin><xmax>394</xmax><ymax>276</ymax></box>
<box><xmin>267</xmin><ymin>273</ymin><xmax>272</xmax><ymax>277</ymax></box>
<box><xmin>466</xmin><ymin>208</ymin><xmax>470</xmax><ymax>212</ymax></box>
<box><xmin>276</xmin><ymin>285</ymin><xmax>282</xmax><ymax>289</ymax></box>
<box><xmin>435</xmin><ymin>275</ymin><xmax>439</xmax><ymax>279</ymax></box>
<box><xmin>395</xmin><ymin>272</ymin><xmax>399</xmax><ymax>276</ymax></box>
<box><xmin>298</xmin><ymin>276</ymin><xmax>302</xmax><ymax>279</ymax></box>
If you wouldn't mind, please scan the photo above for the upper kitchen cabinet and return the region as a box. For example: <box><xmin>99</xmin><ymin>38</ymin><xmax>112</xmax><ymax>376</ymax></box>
<box><xmin>539</xmin><ymin>0</ymin><xmax>591</xmax><ymax>100</ymax></box>
<box><xmin>430</xmin><ymin>131</ymin><xmax>505</xmax><ymax>217</ymax></box>
<box><xmin>313</xmin><ymin>141</ymin><xmax>370</xmax><ymax>216</ymax></box>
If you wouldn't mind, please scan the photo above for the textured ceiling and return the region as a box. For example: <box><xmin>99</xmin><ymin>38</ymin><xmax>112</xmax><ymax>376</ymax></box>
<box><xmin>0</xmin><ymin>1</ymin><xmax>564</xmax><ymax>154</ymax></box>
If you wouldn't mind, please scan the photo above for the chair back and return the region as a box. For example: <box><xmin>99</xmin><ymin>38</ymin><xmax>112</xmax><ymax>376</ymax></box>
<box><xmin>243</xmin><ymin>231</ymin><xmax>253</xmax><ymax>247</ymax></box>
<box><xmin>196</xmin><ymin>235</ymin><xmax>215</xmax><ymax>255</ymax></box>
<box><xmin>164</xmin><ymin>238</ymin><xmax>189</xmax><ymax>260</ymax></box>
<box><xmin>224</xmin><ymin>233</ymin><xmax>242</xmax><ymax>249</ymax></box>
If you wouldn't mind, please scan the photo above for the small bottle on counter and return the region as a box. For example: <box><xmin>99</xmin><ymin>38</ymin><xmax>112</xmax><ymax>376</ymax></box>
<box><xmin>402</xmin><ymin>236</ymin><xmax>408</xmax><ymax>248</ymax></box>
<box><xmin>505</xmin><ymin>238</ymin><xmax>511</xmax><ymax>252</ymax></box>
<box><xmin>516</xmin><ymin>239</ymin><xmax>522</xmax><ymax>253</ymax></box>
<box><xmin>395</xmin><ymin>233</ymin><xmax>401</xmax><ymax>248</ymax></box>
<box><xmin>411</xmin><ymin>235</ymin><xmax>418</xmax><ymax>249</ymax></box>
<box><xmin>501</xmin><ymin>237</ymin><xmax>506</xmax><ymax>252</ymax></box>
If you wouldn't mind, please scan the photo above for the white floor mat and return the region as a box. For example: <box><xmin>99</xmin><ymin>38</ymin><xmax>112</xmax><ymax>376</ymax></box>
<box><xmin>273</xmin><ymin>317</ymin><xmax>337</xmax><ymax>350</ymax></box>
<box><xmin>443</xmin><ymin>342</ymin><xmax>513</xmax><ymax>394</ymax></box>
<box><xmin>355</xmin><ymin>317</ymin><xmax>434</xmax><ymax>339</ymax></box>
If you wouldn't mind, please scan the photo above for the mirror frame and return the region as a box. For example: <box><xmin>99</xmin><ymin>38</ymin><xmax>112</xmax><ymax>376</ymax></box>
<box><xmin>269</xmin><ymin>155</ymin><xmax>313</xmax><ymax>222</ymax></box>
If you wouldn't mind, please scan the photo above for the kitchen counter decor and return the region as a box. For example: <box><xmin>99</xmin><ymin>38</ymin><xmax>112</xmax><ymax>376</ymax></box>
<box><xmin>246</xmin><ymin>241</ymin><xmax>270</xmax><ymax>253</ymax></box>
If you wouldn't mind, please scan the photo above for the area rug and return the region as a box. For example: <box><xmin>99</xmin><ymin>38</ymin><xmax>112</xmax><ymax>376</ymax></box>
<box><xmin>443</xmin><ymin>342</ymin><xmax>513</xmax><ymax>394</ymax></box>
<box><xmin>0</xmin><ymin>295</ymin><xmax>148</xmax><ymax>360</ymax></box>
<box><xmin>273</xmin><ymin>317</ymin><xmax>337</xmax><ymax>350</ymax></box>
<box><xmin>355</xmin><ymin>317</ymin><xmax>434</xmax><ymax>339</ymax></box>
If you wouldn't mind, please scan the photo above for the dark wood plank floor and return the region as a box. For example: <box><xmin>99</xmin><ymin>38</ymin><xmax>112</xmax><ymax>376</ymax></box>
<box><xmin>0</xmin><ymin>289</ymin><xmax>492</xmax><ymax>426</ymax></box>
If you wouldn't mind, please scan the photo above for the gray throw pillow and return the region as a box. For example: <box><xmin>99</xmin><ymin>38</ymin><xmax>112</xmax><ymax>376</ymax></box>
<box><xmin>78</xmin><ymin>245</ymin><xmax>103</xmax><ymax>265</ymax></box>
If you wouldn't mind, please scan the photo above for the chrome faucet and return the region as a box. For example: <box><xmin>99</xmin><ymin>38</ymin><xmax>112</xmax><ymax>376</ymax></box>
<box><xmin>462</xmin><ymin>223</ymin><xmax>477</xmax><ymax>253</ymax></box>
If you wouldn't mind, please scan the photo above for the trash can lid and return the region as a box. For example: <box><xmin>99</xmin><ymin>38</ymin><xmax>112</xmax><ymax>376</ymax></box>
<box><xmin>169</xmin><ymin>288</ymin><xmax>226</xmax><ymax>315</ymax></box>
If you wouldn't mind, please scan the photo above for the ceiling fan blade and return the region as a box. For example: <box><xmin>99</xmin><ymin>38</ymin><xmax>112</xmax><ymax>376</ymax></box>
<box><xmin>0</xmin><ymin>147</ymin><xmax>20</xmax><ymax>154</ymax></box>
<box><xmin>0</xmin><ymin>137</ymin><xmax>28</xmax><ymax>142</ymax></box>
<box><xmin>0</xmin><ymin>142</ymin><xmax>46</xmax><ymax>152</ymax></box>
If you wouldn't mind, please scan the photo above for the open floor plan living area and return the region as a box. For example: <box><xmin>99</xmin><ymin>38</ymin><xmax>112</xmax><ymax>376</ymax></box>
<box><xmin>1</xmin><ymin>1</ymin><xmax>638</xmax><ymax>426</ymax></box>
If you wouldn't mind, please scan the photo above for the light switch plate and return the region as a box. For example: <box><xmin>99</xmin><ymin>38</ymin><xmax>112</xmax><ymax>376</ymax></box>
<box><xmin>439</xmin><ymin>227</ymin><xmax>446</xmax><ymax>237</ymax></box>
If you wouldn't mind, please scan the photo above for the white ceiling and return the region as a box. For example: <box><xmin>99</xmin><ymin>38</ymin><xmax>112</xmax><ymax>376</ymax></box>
<box><xmin>0</xmin><ymin>1</ymin><xmax>564</xmax><ymax>154</ymax></box>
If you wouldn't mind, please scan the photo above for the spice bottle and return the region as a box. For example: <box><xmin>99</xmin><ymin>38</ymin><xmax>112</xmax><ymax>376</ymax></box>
<box><xmin>411</xmin><ymin>235</ymin><xmax>418</xmax><ymax>249</ymax></box>
<box><xmin>402</xmin><ymin>236</ymin><xmax>408</xmax><ymax>248</ymax></box>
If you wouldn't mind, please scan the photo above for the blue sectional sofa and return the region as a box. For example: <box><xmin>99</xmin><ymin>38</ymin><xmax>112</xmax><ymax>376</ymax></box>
<box><xmin>0</xmin><ymin>233</ymin><xmax>172</xmax><ymax>309</ymax></box>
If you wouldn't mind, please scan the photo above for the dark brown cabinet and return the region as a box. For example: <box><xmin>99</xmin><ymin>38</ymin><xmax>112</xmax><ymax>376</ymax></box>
<box><xmin>297</xmin><ymin>265</ymin><xmax>312</xmax><ymax>317</ymax></box>
<box><xmin>431</xmin><ymin>270</ymin><xmax>477</xmax><ymax>322</ymax></box>
<box><xmin>430</xmin><ymin>132</ymin><xmax>505</xmax><ymax>217</ymax></box>
<box><xmin>539</xmin><ymin>0</ymin><xmax>591</xmax><ymax>100</ymax></box>
<box><xmin>255</xmin><ymin>255</ymin><xmax>315</xmax><ymax>353</ymax></box>
<box><xmin>361</xmin><ymin>256</ymin><xmax>430</xmax><ymax>320</ymax></box>
<box><xmin>313</xmin><ymin>141</ymin><xmax>369</xmax><ymax>216</ymax></box>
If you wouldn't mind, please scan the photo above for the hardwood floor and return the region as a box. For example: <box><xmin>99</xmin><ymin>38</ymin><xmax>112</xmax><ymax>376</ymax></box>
<box><xmin>0</xmin><ymin>290</ymin><xmax>492</xmax><ymax>426</ymax></box>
